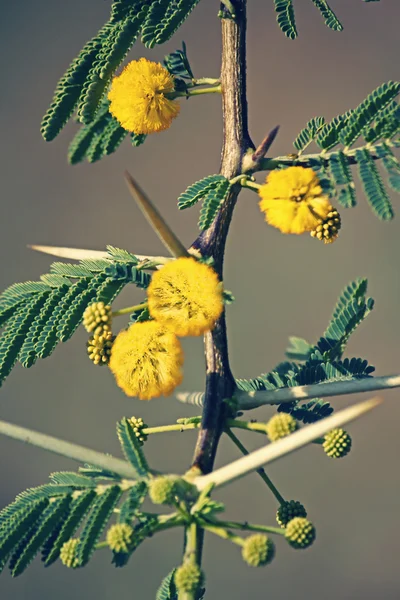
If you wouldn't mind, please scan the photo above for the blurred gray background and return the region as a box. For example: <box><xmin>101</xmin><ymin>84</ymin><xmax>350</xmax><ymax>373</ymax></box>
<box><xmin>1</xmin><ymin>1</ymin><xmax>399</xmax><ymax>598</ymax></box>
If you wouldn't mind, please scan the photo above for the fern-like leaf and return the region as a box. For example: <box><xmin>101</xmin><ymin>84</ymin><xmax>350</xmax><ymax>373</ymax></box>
<box><xmin>273</xmin><ymin>0</ymin><xmax>297</xmax><ymax>40</ymax></box>
<box><xmin>279</xmin><ymin>398</ymin><xmax>334</xmax><ymax>424</ymax></box>
<box><xmin>117</xmin><ymin>418</ymin><xmax>150</xmax><ymax>478</ymax></box>
<box><xmin>198</xmin><ymin>178</ymin><xmax>231</xmax><ymax>230</ymax></box>
<box><xmin>77</xmin><ymin>485</ymin><xmax>122</xmax><ymax>567</ymax></box>
<box><xmin>0</xmin><ymin>498</ymin><xmax>49</xmax><ymax>563</ymax></box>
<box><xmin>11</xmin><ymin>496</ymin><xmax>71</xmax><ymax>577</ymax></box>
<box><xmin>156</xmin><ymin>569</ymin><xmax>178</xmax><ymax>600</ymax></box>
<box><xmin>356</xmin><ymin>148</ymin><xmax>394</xmax><ymax>220</ymax></box>
<box><xmin>43</xmin><ymin>490</ymin><xmax>97</xmax><ymax>566</ymax></box>
<box><xmin>164</xmin><ymin>42</ymin><xmax>194</xmax><ymax>79</ymax></box>
<box><xmin>293</xmin><ymin>117</ymin><xmax>325</xmax><ymax>152</ymax></box>
<box><xmin>178</xmin><ymin>175</ymin><xmax>228</xmax><ymax>210</ymax></box>
<box><xmin>118</xmin><ymin>481</ymin><xmax>148</xmax><ymax>524</ymax></box>
<box><xmin>327</xmin><ymin>151</ymin><xmax>357</xmax><ymax>208</ymax></box>
<box><xmin>310</xmin><ymin>1</ymin><xmax>343</xmax><ymax>31</ymax></box>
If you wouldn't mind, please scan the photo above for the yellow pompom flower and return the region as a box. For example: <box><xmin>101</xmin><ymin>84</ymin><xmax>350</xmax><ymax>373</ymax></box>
<box><xmin>108</xmin><ymin>58</ymin><xmax>180</xmax><ymax>134</ymax></box>
<box><xmin>258</xmin><ymin>166</ymin><xmax>332</xmax><ymax>235</ymax></box>
<box><xmin>147</xmin><ymin>257</ymin><xmax>224</xmax><ymax>337</ymax></box>
<box><xmin>109</xmin><ymin>321</ymin><xmax>184</xmax><ymax>400</ymax></box>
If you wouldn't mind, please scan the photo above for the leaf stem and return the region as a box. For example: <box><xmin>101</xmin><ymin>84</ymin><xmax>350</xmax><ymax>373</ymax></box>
<box><xmin>225</xmin><ymin>428</ymin><xmax>285</xmax><ymax>504</ymax></box>
<box><xmin>172</xmin><ymin>85</ymin><xmax>222</xmax><ymax>98</ymax></box>
<box><xmin>143</xmin><ymin>422</ymin><xmax>200</xmax><ymax>435</ymax></box>
<box><xmin>202</xmin><ymin>517</ymin><xmax>284</xmax><ymax>537</ymax></box>
<box><xmin>112</xmin><ymin>302</ymin><xmax>147</xmax><ymax>317</ymax></box>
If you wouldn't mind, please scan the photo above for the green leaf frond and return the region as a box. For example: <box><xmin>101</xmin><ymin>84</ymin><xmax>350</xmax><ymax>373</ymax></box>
<box><xmin>68</xmin><ymin>98</ymin><xmax>147</xmax><ymax>165</ymax></box>
<box><xmin>287</xmin><ymin>81</ymin><xmax>400</xmax><ymax>217</ymax></box>
<box><xmin>157</xmin><ymin>569</ymin><xmax>178</xmax><ymax>600</ymax></box>
<box><xmin>177</xmin><ymin>174</ymin><xmax>231</xmax><ymax>230</ymax></box>
<box><xmin>116</xmin><ymin>418</ymin><xmax>151</xmax><ymax>478</ymax></box>
<box><xmin>273</xmin><ymin>0</ymin><xmax>297</xmax><ymax>40</ymax></box>
<box><xmin>42</xmin><ymin>1</ymin><xmax>202</xmax><ymax>141</ymax></box>
<box><xmin>164</xmin><ymin>42</ymin><xmax>194</xmax><ymax>80</ymax></box>
<box><xmin>273</xmin><ymin>0</ymin><xmax>377</xmax><ymax>39</ymax></box>
<box><xmin>0</xmin><ymin>248</ymin><xmax>148</xmax><ymax>387</ymax></box>
<box><xmin>0</xmin><ymin>460</ymin><xmax>154</xmax><ymax>576</ymax></box>
<box><xmin>236</xmin><ymin>278</ymin><xmax>375</xmax><ymax>423</ymax></box>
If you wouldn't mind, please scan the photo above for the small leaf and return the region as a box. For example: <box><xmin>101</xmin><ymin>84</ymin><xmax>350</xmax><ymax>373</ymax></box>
<box><xmin>117</xmin><ymin>418</ymin><xmax>150</xmax><ymax>478</ymax></box>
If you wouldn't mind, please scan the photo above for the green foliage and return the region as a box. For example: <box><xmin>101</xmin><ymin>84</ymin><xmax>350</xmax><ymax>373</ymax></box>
<box><xmin>42</xmin><ymin>1</ymin><xmax>202</xmax><ymax>142</ymax></box>
<box><xmin>68</xmin><ymin>98</ymin><xmax>147</xmax><ymax>165</ymax></box>
<box><xmin>164</xmin><ymin>42</ymin><xmax>194</xmax><ymax>80</ymax></box>
<box><xmin>77</xmin><ymin>486</ymin><xmax>122</xmax><ymax>566</ymax></box>
<box><xmin>236</xmin><ymin>278</ymin><xmax>375</xmax><ymax>423</ymax></box>
<box><xmin>356</xmin><ymin>148</ymin><xmax>394</xmax><ymax>220</ymax></box>
<box><xmin>118</xmin><ymin>482</ymin><xmax>148</xmax><ymax>524</ymax></box>
<box><xmin>310</xmin><ymin>1</ymin><xmax>343</xmax><ymax>31</ymax></box>
<box><xmin>273</xmin><ymin>0</ymin><xmax>378</xmax><ymax>38</ymax></box>
<box><xmin>273</xmin><ymin>1</ymin><xmax>297</xmax><ymax>40</ymax></box>
<box><xmin>293</xmin><ymin>117</ymin><xmax>326</xmax><ymax>152</ymax></box>
<box><xmin>290</xmin><ymin>81</ymin><xmax>400</xmax><ymax>219</ymax></box>
<box><xmin>116</xmin><ymin>418</ymin><xmax>150</xmax><ymax>478</ymax></box>
<box><xmin>0</xmin><ymin>248</ymin><xmax>148</xmax><ymax>387</ymax></box>
<box><xmin>157</xmin><ymin>569</ymin><xmax>178</xmax><ymax>600</ymax></box>
<box><xmin>177</xmin><ymin>174</ymin><xmax>231</xmax><ymax>230</ymax></box>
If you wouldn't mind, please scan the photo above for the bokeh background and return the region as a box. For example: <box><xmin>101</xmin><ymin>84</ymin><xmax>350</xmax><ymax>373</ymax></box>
<box><xmin>1</xmin><ymin>1</ymin><xmax>400</xmax><ymax>598</ymax></box>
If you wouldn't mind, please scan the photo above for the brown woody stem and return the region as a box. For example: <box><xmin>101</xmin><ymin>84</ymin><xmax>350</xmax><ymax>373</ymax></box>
<box><xmin>191</xmin><ymin>0</ymin><xmax>253</xmax><ymax>476</ymax></box>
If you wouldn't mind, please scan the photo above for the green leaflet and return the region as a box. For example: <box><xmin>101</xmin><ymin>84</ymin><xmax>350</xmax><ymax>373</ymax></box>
<box><xmin>339</xmin><ymin>82</ymin><xmax>400</xmax><ymax>148</ymax></box>
<box><xmin>0</xmin><ymin>499</ymin><xmax>49</xmax><ymax>562</ymax></box>
<box><xmin>11</xmin><ymin>496</ymin><xmax>72</xmax><ymax>577</ymax></box>
<box><xmin>327</xmin><ymin>152</ymin><xmax>356</xmax><ymax>208</ymax></box>
<box><xmin>178</xmin><ymin>174</ymin><xmax>228</xmax><ymax>209</ymax></box>
<box><xmin>285</xmin><ymin>336</ymin><xmax>313</xmax><ymax>361</ymax></box>
<box><xmin>273</xmin><ymin>0</ymin><xmax>297</xmax><ymax>39</ymax></box>
<box><xmin>43</xmin><ymin>490</ymin><xmax>97</xmax><ymax>566</ymax></box>
<box><xmin>293</xmin><ymin>117</ymin><xmax>325</xmax><ymax>152</ymax></box>
<box><xmin>375</xmin><ymin>144</ymin><xmax>400</xmax><ymax>193</ymax></box>
<box><xmin>164</xmin><ymin>42</ymin><xmax>194</xmax><ymax>80</ymax></box>
<box><xmin>0</xmin><ymin>249</ymin><xmax>151</xmax><ymax>386</ymax></box>
<box><xmin>49</xmin><ymin>472</ymin><xmax>96</xmax><ymax>488</ymax></box>
<box><xmin>118</xmin><ymin>481</ymin><xmax>148</xmax><ymax>524</ymax></box>
<box><xmin>356</xmin><ymin>148</ymin><xmax>394</xmax><ymax>220</ymax></box>
<box><xmin>77</xmin><ymin>486</ymin><xmax>122</xmax><ymax>567</ymax></box>
<box><xmin>310</xmin><ymin>0</ymin><xmax>343</xmax><ymax>31</ymax></box>
<box><xmin>117</xmin><ymin>418</ymin><xmax>150</xmax><ymax>478</ymax></box>
<box><xmin>156</xmin><ymin>569</ymin><xmax>178</xmax><ymax>600</ymax></box>
<box><xmin>0</xmin><ymin>292</ymin><xmax>48</xmax><ymax>385</ymax></box>
<box><xmin>198</xmin><ymin>178</ymin><xmax>231</xmax><ymax>230</ymax></box>
<box><xmin>278</xmin><ymin>398</ymin><xmax>333</xmax><ymax>424</ymax></box>
<box><xmin>41</xmin><ymin>23</ymin><xmax>113</xmax><ymax>142</ymax></box>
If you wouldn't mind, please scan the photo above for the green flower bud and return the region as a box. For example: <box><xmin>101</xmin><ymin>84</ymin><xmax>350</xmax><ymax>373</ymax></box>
<box><xmin>83</xmin><ymin>302</ymin><xmax>112</xmax><ymax>335</ymax></box>
<box><xmin>174</xmin><ymin>563</ymin><xmax>203</xmax><ymax>594</ymax></box>
<box><xmin>241</xmin><ymin>534</ymin><xmax>275</xmax><ymax>567</ymax></box>
<box><xmin>106</xmin><ymin>523</ymin><xmax>134</xmax><ymax>553</ymax></box>
<box><xmin>128</xmin><ymin>416</ymin><xmax>148</xmax><ymax>445</ymax></box>
<box><xmin>285</xmin><ymin>517</ymin><xmax>316</xmax><ymax>549</ymax></box>
<box><xmin>323</xmin><ymin>428</ymin><xmax>352</xmax><ymax>458</ymax></box>
<box><xmin>266</xmin><ymin>413</ymin><xmax>298</xmax><ymax>442</ymax></box>
<box><xmin>148</xmin><ymin>475</ymin><xmax>197</xmax><ymax>505</ymax></box>
<box><xmin>276</xmin><ymin>500</ymin><xmax>307</xmax><ymax>528</ymax></box>
<box><xmin>87</xmin><ymin>330</ymin><xmax>114</xmax><ymax>366</ymax></box>
<box><xmin>60</xmin><ymin>538</ymin><xmax>80</xmax><ymax>568</ymax></box>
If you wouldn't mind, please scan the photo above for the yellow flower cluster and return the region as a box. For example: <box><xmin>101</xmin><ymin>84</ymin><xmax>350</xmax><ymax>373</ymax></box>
<box><xmin>108</xmin><ymin>58</ymin><xmax>180</xmax><ymax>135</ymax></box>
<box><xmin>109</xmin><ymin>258</ymin><xmax>224</xmax><ymax>400</ymax></box>
<box><xmin>258</xmin><ymin>167</ymin><xmax>340</xmax><ymax>241</ymax></box>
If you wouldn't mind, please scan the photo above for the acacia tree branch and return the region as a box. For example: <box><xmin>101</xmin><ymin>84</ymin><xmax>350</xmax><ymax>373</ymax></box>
<box><xmin>190</xmin><ymin>0</ymin><xmax>253</xmax><ymax>477</ymax></box>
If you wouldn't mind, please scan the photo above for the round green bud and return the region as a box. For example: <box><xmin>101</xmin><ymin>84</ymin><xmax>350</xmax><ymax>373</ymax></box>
<box><xmin>148</xmin><ymin>476</ymin><xmax>180</xmax><ymax>505</ymax></box>
<box><xmin>106</xmin><ymin>523</ymin><xmax>134</xmax><ymax>553</ymax></box>
<box><xmin>60</xmin><ymin>538</ymin><xmax>80</xmax><ymax>568</ymax></box>
<box><xmin>87</xmin><ymin>331</ymin><xmax>114</xmax><ymax>366</ymax></box>
<box><xmin>323</xmin><ymin>428</ymin><xmax>352</xmax><ymax>458</ymax></box>
<box><xmin>241</xmin><ymin>534</ymin><xmax>275</xmax><ymax>567</ymax></box>
<box><xmin>266</xmin><ymin>413</ymin><xmax>298</xmax><ymax>442</ymax></box>
<box><xmin>174</xmin><ymin>563</ymin><xmax>203</xmax><ymax>594</ymax></box>
<box><xmin>128</xmin><ymin>416</ymin><xmax>148</xmax><ymax>445</ymax></box>
<box><xmin>285</xmin><ymin>517</ymin><xmax>316</xmax><ymax>549</ymax></box>
<box><xmin>83</xmin><ymin>302</ymin><xmax>112</xmax><ymax>335</ymax></box>
<box><xmin>276</xmin><ymin>500</ymin><xmax>307</xmax><ymax>528</ymax></box>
